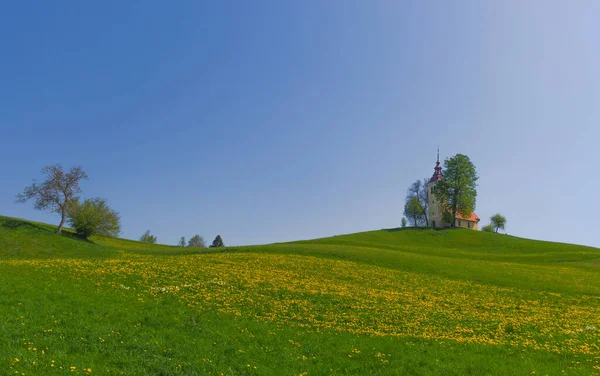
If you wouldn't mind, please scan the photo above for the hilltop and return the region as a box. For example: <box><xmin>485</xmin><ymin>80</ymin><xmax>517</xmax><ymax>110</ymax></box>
<box><xmin>1</xmin><ymin>215</ymin><xmax>599</xmax><ymax>375</ymax></box>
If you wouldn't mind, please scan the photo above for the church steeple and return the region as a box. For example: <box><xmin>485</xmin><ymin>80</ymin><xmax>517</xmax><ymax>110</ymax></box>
<box><xmin>429</xmin><ymin>147</ymin><xmax>443</xmax><ymax>183</ymax></box>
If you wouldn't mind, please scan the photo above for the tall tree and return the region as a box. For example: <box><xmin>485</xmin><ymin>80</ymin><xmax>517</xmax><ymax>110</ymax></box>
<box><xmin>67</xmin><ymin>197</ymin><xmax>121</xmax><ymax>238</ymax></box>
<box><xmin>401</xmin><ymin>217</ymin><xmax>407</xmax><ymax>228</ymax></box>
<box><xmin>406</xmin><ymin>179</ymin><xmax>429</xmax><ymax>226</ymax></box>
<box><xmin>178</xmin><ymin>236</ymin><xmax>186</xmax><ymax>247</ymax></box>
<box><xmin>187</xmin><ymin>235</ymin><xmax>206</xmax><ymax>248</ymax></box>
<box><xmin>435</xmin><ymin>154</ymin><xmax>478</xmax><ymax>227</ymax></box>
<box><xmin>403</xmin><ymin>197</ymin><xmax>425</xmax><ymax>227</ymax></box>
<box><xmin>140</xmin><ymin>230</ymin><xmax>157</xmax><ymax>244</ymax></box>
<box><xmin>210</xmin><ymin>235</ymin><xmax>224</xmax><ymax>248</ymax></box>
<box><xmin>16</xmin><ymin>164</ymin><xmax>88</xmax><ymax>234</ymax></box>
<box><xmin>490</xmin><ymin>213</ymin><xmax>507</xmax><ymax>233</ymax></box>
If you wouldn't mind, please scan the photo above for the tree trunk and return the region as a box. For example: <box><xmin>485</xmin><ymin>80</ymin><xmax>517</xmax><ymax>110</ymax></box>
<box><xmin>56</xmin><ymin>211</ymin><xmax>66</xmax><ymax>235</ymax></box>
<box><xmin>452</xmin><ymin>206</ymin><xmax>457</xmax><ymax>227</ymax></box>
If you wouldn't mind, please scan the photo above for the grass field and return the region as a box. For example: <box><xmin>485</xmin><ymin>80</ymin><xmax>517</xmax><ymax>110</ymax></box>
<box><xmin>1</xmin><ymin>216</ymin><xmax>599</xmax><ymax>375</ymax></box>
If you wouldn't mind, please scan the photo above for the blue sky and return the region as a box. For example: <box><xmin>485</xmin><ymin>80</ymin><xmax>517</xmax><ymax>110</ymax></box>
<box><xmin>1</xmin><ymin>1</ymin><xmax>599</xmax><ymax>247</ymax></box>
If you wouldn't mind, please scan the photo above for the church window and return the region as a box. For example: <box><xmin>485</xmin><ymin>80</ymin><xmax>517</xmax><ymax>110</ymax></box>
<box><xmin>458</xmin><ymin>220</ymin><xmax>462</xmax><ymax>227</ymax></box>
<box><xmin>468</xmin><ymin>222</ymin><xmax>471</xmax><ymax>229</ymax></box>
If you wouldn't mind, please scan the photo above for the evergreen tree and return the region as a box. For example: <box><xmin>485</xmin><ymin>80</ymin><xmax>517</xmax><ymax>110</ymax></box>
<box><xmin>210</xmin><ymin>235</ymin><xmax>224</xmax><ymax>248</ymax></box>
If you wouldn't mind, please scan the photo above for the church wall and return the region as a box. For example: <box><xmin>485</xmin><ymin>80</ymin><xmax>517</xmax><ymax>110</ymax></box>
<box><xmin>455</xmin><ymin>219</ymin><xmax>479</xmax><ymax>230</ymax></box>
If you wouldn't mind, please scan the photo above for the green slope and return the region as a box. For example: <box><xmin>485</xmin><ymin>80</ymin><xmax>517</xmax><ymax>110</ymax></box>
<box><xmin>1</xmin><ymin>215</ymin><xmax>599</xmax><ymax>375</ymax></box>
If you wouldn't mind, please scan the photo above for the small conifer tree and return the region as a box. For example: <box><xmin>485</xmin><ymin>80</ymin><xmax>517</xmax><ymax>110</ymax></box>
<box><xmin>210</xmin><ymin>235</ymin><xmax>224</xmax><ymax>248</ymax></box>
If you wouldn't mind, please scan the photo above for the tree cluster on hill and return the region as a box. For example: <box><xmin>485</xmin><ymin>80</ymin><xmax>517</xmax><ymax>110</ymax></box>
<box><xmin>176</xmin><ymin>234</ymin><xmax>207</xmax><ymax>248</ymax></box>
<box><xmin>403</xmin><ymin>179</ymin><xmax>429</xmax><ymax>227</ymax></box>
<box><xmin>434</xmin><ymin>154</ymin><xmax>478</xmax><ymax>227</ymax></box>
<box><xmin>16</xmin><ymin>164</ymin><xmax>121</xmax><ymax>238</ymax></box>
<box><xmin>403</xmin><ymin>154</ymin><xmax>479</xmax><ymax>228</ymax></box>
<box><xmin>17</xmin><ymin>164</ymin><xmax>225</xmax><ymax>247</ymax></box>
<box><xmin>482</xmin><ymin>214</ymin><xmax>507</xmax><ymax>233</ymax></box>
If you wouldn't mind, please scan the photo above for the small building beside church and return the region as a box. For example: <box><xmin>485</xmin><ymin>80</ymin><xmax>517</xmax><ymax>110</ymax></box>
<box><xmin>427</xmin><ymin>153</ymin><xmax>480</xmax><ymax>230</ymax></box>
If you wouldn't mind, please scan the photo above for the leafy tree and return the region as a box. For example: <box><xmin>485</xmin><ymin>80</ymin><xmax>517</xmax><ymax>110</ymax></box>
<box><xmin>67</xmin><ymin>197</ymin><xmax>120</xmax><ymax>238</ymax></box>
<box><xmin>401</xmin><ymin>217</ymin><xmax>407</xmax><ymax>228</ymax></box>
<box><xmin>178</xmin><ymin>236</ymin><xmax>186</xmax><ymax>247</ymax></box>
<box><xmin>16</xmin><ymin>164</ymin><xmax>88</xmax><ymax>234</ymax></box>
<box><xmin>404</xmin><ymin>197</ymin><xmax>425</xmax><ymax>227</ymax></box>
<box><xmin>482</xmin><ymin>224</ymin><xmax>495</xmax><ymax>233</ymax></box>
<box><xmin>434</xmin><ymin>154</ymin><xmax>478</xmax><ymax>227</ymax></box>
<box><xmin>406</xmin><ymin>179</ymin><xmax>429</xmax><ymax>226</ymax></box>
<box><xmin>140</xmin><ymin>230</ymin><xmax>157</xmax><ymax>244</ymax></box>
<box><xmin>187</xmin><ymin>235</ymin><xmax>206</xmax><ymax>248</ymax></box>
<box><xmin>490</xmin><ymin>213</ymin><xmax>507</xmax><ymax>233</ymax></box>
<box><xmin>210</xmin><ymin>235</ymin><xmax>224</xmax><ymax>248</ymax></box>
<box><xmin>442</xmin><ymin>211</ymin><xmax>454</xmax><ymax>225</ymax></box>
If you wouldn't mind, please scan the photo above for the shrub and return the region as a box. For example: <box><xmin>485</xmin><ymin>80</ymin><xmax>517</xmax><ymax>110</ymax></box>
<box><xmin>140</xmin><ymin>230</ymin><xmax>157</xmax><ymax>244</ymax></box>
<box><xmin>67</xmin><ymin>197</ymin><xmax>120</xmax><ymax>239</ymax></box>
<box><xmin>482</xmin><ymin>224</ymin><xmax>494</xmax><ymax>233</ymax></box>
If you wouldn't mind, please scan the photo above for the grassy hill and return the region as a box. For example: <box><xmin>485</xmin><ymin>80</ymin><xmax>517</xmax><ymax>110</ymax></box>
<box><xmin>1</xmin><ymin>215</ymin><xmax>599</xmax><ymax>375</ymax></box>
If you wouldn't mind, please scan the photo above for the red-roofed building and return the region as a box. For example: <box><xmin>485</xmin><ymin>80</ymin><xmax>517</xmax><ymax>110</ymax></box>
<box><xmin>427</xmin><ymin>150</ymin><xmax>480</xmax><ymax>230</ymax></box>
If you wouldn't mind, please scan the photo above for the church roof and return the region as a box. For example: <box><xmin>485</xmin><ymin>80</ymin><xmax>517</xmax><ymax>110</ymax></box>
<box><xmin>429</xmin><ymin>150</ymin><xmax>443</xmax><ymax>182</ymax></box>
<box><xmin>456</xmin><ymin>212</ymin><xmax>480</xmax><ymax>222</ymax></box>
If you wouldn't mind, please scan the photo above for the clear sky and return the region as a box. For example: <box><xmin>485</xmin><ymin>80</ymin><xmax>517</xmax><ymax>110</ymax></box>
<box><xmin>1</xmin><ymin>1</ymin><xmax>599</xmax><ymax>248</ymax></box>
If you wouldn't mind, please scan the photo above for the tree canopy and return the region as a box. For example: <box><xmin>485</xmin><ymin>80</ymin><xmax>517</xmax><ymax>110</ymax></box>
<box><xmin>434</xmin><ymin>154</ymin><xmax>478</xmax><ymax>227</ymax></box>
<box><xmin>490</xmin><ymin>213</ymin><xmax>507</xmax><ymax>233</ymax></box>
<box><xmin>16</xmin><ymin>164</ymin><xmax>88</xmax><ymax>234</ymax></box>
<box><xmin>67</xmin><ymin>197</ymin><xmax>120</xmax><ymax>239</ymax></box>
<box><xmin>188</xmin><ymin>235</ymin><xmax>206</xmax><ymax>248</ymax></box>
<box><xmin>404</xmin><ymin>196</ymin><xmax>425</xmax><ymax>227</ymax></box>
<box><xmin>405</xmin><ymin>179</ymin><xmax>429</xmax><ymax>227</ymax></box>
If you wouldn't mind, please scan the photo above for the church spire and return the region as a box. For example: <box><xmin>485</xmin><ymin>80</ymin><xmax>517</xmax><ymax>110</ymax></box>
<box><xmin>430</xmin><ymin>148</ymin><xmax>443</xmax><ymax>183</ymax></box>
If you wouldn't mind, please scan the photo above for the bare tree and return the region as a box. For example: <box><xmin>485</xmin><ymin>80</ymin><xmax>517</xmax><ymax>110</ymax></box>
<box><xmin>16</xmin><ymin>164</ymin><xmax>88</xmax><ymax>234</ymax></box>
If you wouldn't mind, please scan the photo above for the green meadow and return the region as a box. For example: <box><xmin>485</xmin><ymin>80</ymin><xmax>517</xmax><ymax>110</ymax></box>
<box><xmin>1</xmin><ymin>215</ymin><xmax>599</xmax><ymax>375</ymax></box>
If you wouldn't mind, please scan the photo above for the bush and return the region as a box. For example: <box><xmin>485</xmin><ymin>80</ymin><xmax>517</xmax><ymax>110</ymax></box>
<box><xmin>140</xmin><ymin>230</ymin><xmax>157</xmax><ymax>244</ymax></box>
<box><xmin>67</xmin><ymin>198</ymin><xmax>121</xmax><ymax>239</ymax></box>
<box><xmin>482</xmin><ymin>224</ymin><xmax>494</xmax><ymax>233</ymax></box>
